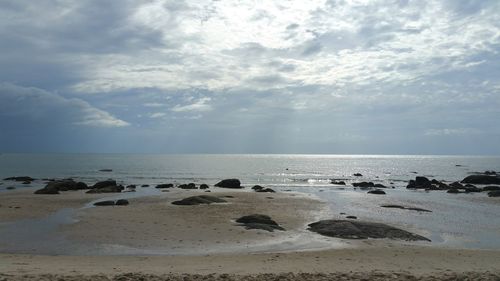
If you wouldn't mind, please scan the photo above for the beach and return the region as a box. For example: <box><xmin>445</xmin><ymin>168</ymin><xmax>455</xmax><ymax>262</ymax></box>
<box><xmin>1</xmin><ymin>186</ymin><xmax>500</xmax><ymax>280</ymax></box>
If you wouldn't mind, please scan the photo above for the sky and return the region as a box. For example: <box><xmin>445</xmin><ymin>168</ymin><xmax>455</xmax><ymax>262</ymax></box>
<box><xmin>0</xmin><ymin>0</ymin><xmax>499</xmax><ymax>155</ymax></box>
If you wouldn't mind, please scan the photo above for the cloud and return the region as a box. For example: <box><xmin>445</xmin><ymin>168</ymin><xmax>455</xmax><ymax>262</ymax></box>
<box><xmin>0</xmin><ymin>83</ymin><xmax>129</xmax><ymax>128</ymax></box>
<box><xmin>171</xmin><ymin>97</ymin><xmax>212</xmax><ymax>112</ymax></box>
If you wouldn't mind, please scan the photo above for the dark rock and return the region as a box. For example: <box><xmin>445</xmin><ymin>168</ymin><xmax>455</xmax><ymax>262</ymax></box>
<box><xmin>407</xmin><ymin>176</ymin><xmax>433</xmax><ymax>189</ymax></box>
<box><xmin>242</xmin><ymin>223</ymin><xmax>285</xmax><ymax>232</ymax></box>
<box><xmin>155</xmin><ymin>183</ymin><xmax>174</xmax><ymax>189</ymax></box>
<box><xmin>22</xmin><ymin>181</ymin><xmax>31</xmax><ymax>184</ymax></box>
<box><xmin>3</xmin><ymin>176</ymin><xmax>35</xmax><ymax>182</ymax></box>
<box><xmin>465</xmin><ymin>187</ymin><xmax>482</xmax><ymax>193</ymax></box>
<box><xmin>236</xmin><ymin>214</ymin><xmax>285</xmax><ymax>232</ymax></box>
<box><xmin>488</xmin><ymin>191</ymin><xmax>500</xmax><ymax>197</ymax></box>
<box><xmin>252</xmin><ymin>185</ymin><xmax>265</xmax><ymax>191</ymax></box>
<box><xmin>178</xmin><ymin>183</ymin><xmax>197</xmax><ymax>189</ymax></box>
<box><xmin>200</xmin><ymin>184</ymin><xmax>209</xmax><ymax>189</ymax></box>
<box><xmin>461</xmin><ymin>175</ymin><xmax>500</xmax><ymax>185</ymax></box>
<box><xmin>86</xmin><ymin>185</ymin><xmax>123</xmax><ymax>193</ymax></box>
<box><xmin>483</xmin><ymin>186</ymin><xmax>500</xmax><ymax>191</ymax></box>
<box><xmin>253</xmin><ymin>186</ymin><xmax>275</xmax><ymax>193</ymax></box>
<box><xmin>331</xmin><ymin>180</ymin><xmax>346</xmax><ymax>185</ymax></box>
<box><xmin>6</xmin><ymin>186</ymin><xmax>16</xmax><ymax>190</ymax></box>
<box><xmin>346</xmin><ymin>216</ymin><xmax>357</xmax><ymax>219</ymax></box>
<box><xmin>94</xmin><ymin>200</ymin><xmax>115</xmax><ymax>206</ymax></box>
<box><xmin>367</xmin><ymin>189</ymin><xmax>386</xmax><ymax>195</ymax></box>
<box><xmin>307</xmin><ymin>220</ymin><xmax>430</xmax><ymax>241</ymax></box>
<box><xmin>115</xmin><ymin>199</ymin><xmax>129</xmax><ymax>206</ymax></box>
<box><xmin>92</xmin><ymin>180</ymin><xmax>117</xmax><ymax>189</ymax></box>
<box><xmin>236</xmin><ymin>214</ymin><xmax>279</xmax><ymax>226</ymax></box>
<box><xmin>141</xmin><ymin>184</ymin><xmax>149</xmax><ymax>187</ymax></box>
<box><xmin>99</xmin><ymin>169</ymin><xmax>113</xmax><ymax>172</ymax></box>
<box><xmin>449</xmin><ymin>182</ymin><xmax>464</xmax><ymax>189</ymax></box>
<box><xmin>353</xmin><ymin>173</ymin><xmax>363</xmax><ymax>177</ymax></box>
<box><xmin>352</xmin><ymin>182</ymin><xmax>386</xmax><ymax>188</ymax></box>
<box><xmin>447</xmin><ymin>188</ymin><xmax>460</xmax><ymax>194</ymax></box>
<box><xmin>126</xmin><ymin>185</ymin><xmax>136</xmax><ymax>189</ymax></box>
<box><xmin>172</xmin><ymin>195</ymin><xmax>227</xmax><ymax>205</ymax></box>
<box><xmin>381</xmin><ymin>205</ymin><xmax>431</xmax><ymax>212</ymax></box>
<box><xmin>214</xmin><ymin>179</ymin><xmax>242</xmax><ymax>189</ymax></box>
<box><xmin>34</xmin><ymin>186</ymin><xmax>59</xmax><ymax>194</ymax></box>
<box><xmin>44</xmin><ymin>180</ymin><xmax>88</xmax><ymax>192</ymax></box>
<box><xmin>483</xmin><ymin>171</ymin><xmax>497</xmax><ymax>175</ymax></box>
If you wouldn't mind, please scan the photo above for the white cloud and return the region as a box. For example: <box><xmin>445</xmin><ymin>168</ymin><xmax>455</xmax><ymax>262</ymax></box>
<box><xmin>0</xmin><ymin>83</ymin><xmax>129</xmax><ymax>128</ymax></box>
<box><xmin>424</xmin><ymin>128</ymin><xmax>480</xmax><ymax>136</ymax></box>
<box><xmin>171</xmin><ymin>97</ymin><xmax>212</xmax><ymax>112</ymax></box>
<box><xmin>149</xmin><ymin>112</ymin><xmax>167</xmax><ymax>118</ymax></box>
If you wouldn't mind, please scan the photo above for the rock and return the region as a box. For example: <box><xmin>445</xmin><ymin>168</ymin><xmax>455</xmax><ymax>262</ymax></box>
<box><xmin>352</xmin><ymin>182</ymin><xmax>386</xmax><ymax>188</ymax></box>
<box><xmin>141</xmin><ymin>184</ymin><xmax>149</xmax><ymax>187</ymax></box>
<box><xmin>483</xmin><ymin>171</ymin><xmax>497</xmax><ymax>175</ymax></box>
<box><xmin>99</xmin><ymin>169</ymin><xmax>113</xmax><ymax>172</ymax></box>
<box><xmin>251</xmin><ymin>185</ymin><xmax>265</xmax><ymax>191</ymax></box>
<box><xmin>214</xmin><ymin>179</ymin><xmax>242</xmax><ymax>188</ymax></box>
<box><xmin>22</xmin><ymin>181</ymin><xmax>31</xmax><ymax>184</ymax></box>
<box><xmin>172</xmin><ymin>195</ymin><xmax>227</xmax><ymax>205</ymax></box>
<box><xmin>115</xmin><ymin>199</ymin><xmax>129</xmax><ymax>206</ymax></box>
<box><xmin>86</xmin><ymin>185</ymin><xmax>123</xmax><ymax>193</ymax></box>
<box><xmin>44</xmin><ymin>180</ymin><xmax>88</xmax><ymax>191</ymax></box>
<box><xmin>461</xmin><ymin>175</ymin><xmax>500</xmax><ymax>185</ymax></box>
<box><xmin>178</xmin><ymin>183</ymin><xmax>197</xmax><ymax>189</ymax></box>
<box><xmin>34</xmin><ymin>186</ymin><xmax>59</xmax><ymax>194</ymax></box>
<box><xmin>126</xmin><ymin>185</ymin><xmax>136</xmax><ymax>189</ymax></box>
<box><xmin>449</xmin><ymin>182</ymin><xmax>464</xmax><ymax>189</ymax></box>
<box><xmin>331</xmin><ymin>180</ymin><xmax>346</xmax><ymax>185</ymax></box>
<box><xmin>3</xmin><ymin>176</ymin><xmax>35</xmax><ymax>182</ymax></box>
<box><xmin>155</xmin><ymin>183</ymin><xmax>174</xmax><ymax>189</ymax></box>
<box><xmin>252</xmin><ymin>185</ymin><xmax>275</xmax><ymax>193</ymax></box>
<box><xmin>381</xmin><ymin>205</ymin><xmax>431</xmax><ymax>212</ymax></box>
<box><xmin>465</xmin><ymin>187</ymin><xmax>482</xmax><ymax>193</ymax></box>
<box><xmin>488</xmin><ymin>191</ymin><xmax>500</xmax><ymax>197</ymax></box>
<box><xmin>236</xmin><ymin>214</ymin><xmax>285</xmax><ymax>232</ymax></box>
<box><xmin>346</xmin><ymin>216</ymin><xmax>357</xmax><ymax>219</ymax></box>
<box><xmin>406</xmin><ymin>176</ymin><xmax>433</xmax><ymax>189</ymax></box>
<box><xmin>94</xmin><ymin>201</ymin><xmax>115</xmax><ymax>206</ymax></box>
<box><xmin>447</xmin><ymin>188</ymin><xmax>460</xmax><ymax>194</ymax></box>
<box><xmin>307</xmin><ymin>220</ymin><xmax>430</xmax><ymax>241</ymax></box>
<box><xmin>200</xmin><ymin>184</ymin><xmax>209</xmax><ymax>189</ymax></box>
<box><xmin>353</xmin><ymin>173</ymin><xmax>363</xmax><ymax>177</ymax></box>
<box><xmin>92</xmin><ymin>180</ymin><xmax>117</xmax><ymax>189</ymax></box>
<box><xmin>368</xmin><ymin>189</ymin><xmax>386</xmax><ymax>195</ymax></box>
<box><xmin>483</xmin><ymin>186</ymin><xmax>500</xmax><ymax>191</ymax></box>
<box><xmin>6</xmin><ymin>186</ymin><xmax>16</xmax><ymax>190</ymax></box>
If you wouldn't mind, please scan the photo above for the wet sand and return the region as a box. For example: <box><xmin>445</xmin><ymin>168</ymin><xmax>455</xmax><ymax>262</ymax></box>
<box><xmin>0</xmin><ymin>188</ymin><xmax>499</xmax><ymax>280</ymax></box>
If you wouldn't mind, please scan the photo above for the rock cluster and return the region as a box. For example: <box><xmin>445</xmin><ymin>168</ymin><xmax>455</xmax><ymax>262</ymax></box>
<box><xmin>251</xmin><ymin>185</ymin><xmax>276</xmax><ymax>193</ymax></box>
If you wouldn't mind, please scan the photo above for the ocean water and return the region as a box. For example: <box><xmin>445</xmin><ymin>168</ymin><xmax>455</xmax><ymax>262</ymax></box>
<box><xmin>1</xmin><ymin>153</ymin><xmax>500</xmax><ymax>253</ymax></box>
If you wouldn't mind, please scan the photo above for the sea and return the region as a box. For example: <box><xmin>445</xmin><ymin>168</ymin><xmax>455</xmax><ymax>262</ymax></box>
<box><xmin>1</xmin><ymin>154</ymin><xmax>500</xmax><ymax>254</ymax></box>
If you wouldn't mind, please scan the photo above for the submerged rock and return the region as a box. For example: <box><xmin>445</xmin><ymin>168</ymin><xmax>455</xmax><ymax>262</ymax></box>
<box><xmin>381</xmin><ymin>205</ymin><xmax>431</xmax><ymax>212</ymax></box>
<box><xmin>99</xmin><ymin>169</ymin><xmax>113</xmax><ymax>172</ymax></box>
<box><xmin>4</xmin><ymin>176</ymin><xmax>36</xmax><ymax>182</ymax></box>
<box><xmin>483</xmin><ymin>186</ymin><xmax>500</xmax><ymax>191</ymax></box>
<box><xmin>353</xmin><ymin>173</ymin><xmax>363</xmax><ymax>177</ymax></box>
<box><xmin>178</xmin><ymin>183</ymin><xmax>197</xmax><ymax>189</ymax></box>
<box><xmin>488</xmin><ymin>191</ymin><xmax>500</xmax><ymax>197</ymax></box>
<box><xmin>155</xmin><ymin>183</ymin><xmax>174</xmax><ymax>189</ymax></box>
<box><xmin>367</xmin><ymin>189</ymin><xmax>386</xmax><ymax>195</ymax></box>
<box><xmin>94</xmin><ymin>200</ymin><xmax>115</xmax><ymax>206</ymax></box>
<box><xmin>115</xmin><ymin>199</ymin><xmax>129</xmax><ymax>206</ymax></box>
<box><xmin>92</xmin><ymin>180</ymin><xmax>117</xmax><ymax>189</ymax></box>
<box><xmin>215</xmin><ymin>179</ymin><xmax>242</xmax><ymax>189</ymax></box>
<box><xmin>236</xmin><ymin>214</ymin><xmax>285</xmax><ymax>232</ymax></box>
<box><xmin>461</xmin><ymin>175</ymin><xmax>500</xmax><ymax>185</ymax></box>
<box><xmin>307</xmin><ymin>220</ymin><xmax>430</xmax><ymax>241</ymax></box>
<box><xmin>330</xmin><ymin>180</ymin><xmax>346</xmax><ymax>185</ymax></box>
<box><xmin>172</xmin><ymin>195</ymin><xmax>227</xmax><ymax>205</ymax></box>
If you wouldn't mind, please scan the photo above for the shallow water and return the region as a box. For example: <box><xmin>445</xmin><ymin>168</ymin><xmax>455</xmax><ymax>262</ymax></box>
<box><xmin>0</xmin><ymin>153</ymin><xmax>499</xmax><ymax>254</ymax></box>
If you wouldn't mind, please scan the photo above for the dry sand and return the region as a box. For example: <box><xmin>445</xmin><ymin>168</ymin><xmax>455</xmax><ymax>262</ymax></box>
<box><xmin>1</xmin><ymin>188</ymin><xmax>499</xmax><ymax>280</ymax></box>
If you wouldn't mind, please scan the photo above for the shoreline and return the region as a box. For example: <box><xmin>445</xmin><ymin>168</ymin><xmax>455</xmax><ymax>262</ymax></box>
<box><xmin>1</xmin><ymin>183</ymin><xmax>500</xmax><ymax>279</ymax></box>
